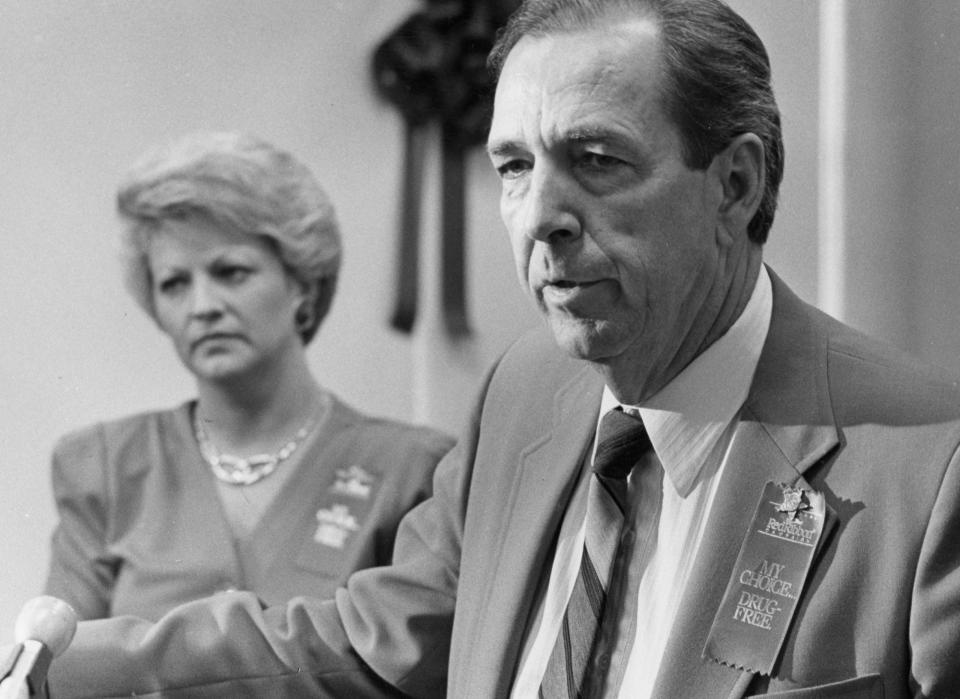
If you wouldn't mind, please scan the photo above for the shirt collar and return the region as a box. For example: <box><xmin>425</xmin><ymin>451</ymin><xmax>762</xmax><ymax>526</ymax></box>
<box><xmin>599</xmin><ymin>266</ymin><xmax>772</xmax><ymax>497</ymax></box>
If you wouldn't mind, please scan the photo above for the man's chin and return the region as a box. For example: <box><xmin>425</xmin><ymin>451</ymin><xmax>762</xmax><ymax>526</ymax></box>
<box><xmin>547</xmin><ymin>317</ymin><xmax>619</xmax><ymax>363</ymax></box>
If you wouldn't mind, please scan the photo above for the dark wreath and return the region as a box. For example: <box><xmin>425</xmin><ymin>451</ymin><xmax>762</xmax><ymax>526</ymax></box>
<box><xmin>372</xmin><ymin>0</ymin><xmax>520</xmax><ymax>337</ymax></box>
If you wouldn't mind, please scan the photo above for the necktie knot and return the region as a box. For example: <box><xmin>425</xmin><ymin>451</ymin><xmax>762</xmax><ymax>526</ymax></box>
<box><xmin>593</xmin><ymin>407</ymin><xmax>651</xmax><ymax>481</ymax></box>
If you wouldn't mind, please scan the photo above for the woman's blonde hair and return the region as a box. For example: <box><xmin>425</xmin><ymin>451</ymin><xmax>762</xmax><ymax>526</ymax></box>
<box><xmin>118</xmin><ymin>131</ymin><xmax>341</xmax><ymax>343</ymax></box>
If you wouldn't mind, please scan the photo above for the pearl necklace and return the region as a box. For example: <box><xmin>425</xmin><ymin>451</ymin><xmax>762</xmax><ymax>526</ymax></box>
<box><xmin>193</xmin><ymin>409</ymin><xmax>314</xmax><ymax>486</ymax></box>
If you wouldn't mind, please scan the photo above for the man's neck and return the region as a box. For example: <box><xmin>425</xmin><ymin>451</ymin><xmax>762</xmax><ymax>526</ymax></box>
<box><xmin>600</xmin><ymin>250</ymin><xmax>764</xmax><ymax>405</ymax></box>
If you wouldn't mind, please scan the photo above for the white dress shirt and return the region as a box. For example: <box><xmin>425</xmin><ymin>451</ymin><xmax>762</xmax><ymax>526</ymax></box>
<box><xmin>511</xmin><ymin>267</ymin><xmax>772</xmax><ymax>698</ymax></box>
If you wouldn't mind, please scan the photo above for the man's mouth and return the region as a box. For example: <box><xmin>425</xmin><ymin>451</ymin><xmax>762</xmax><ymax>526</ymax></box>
<box><xmin>541</xmin><ymin>279</ymin><xmax>605</xmax><ymax>305</ymax></box>
<box><xmin>544</xmin><ymin>278</ymin><xmax>599</xmax><ymax>290</ymax></box>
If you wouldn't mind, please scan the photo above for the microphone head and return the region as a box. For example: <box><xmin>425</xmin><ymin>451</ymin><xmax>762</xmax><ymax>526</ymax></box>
<box><xmin>13</xmin><ymin>596</ymin><xmax>78</xmax><ymax>657</ymax></box>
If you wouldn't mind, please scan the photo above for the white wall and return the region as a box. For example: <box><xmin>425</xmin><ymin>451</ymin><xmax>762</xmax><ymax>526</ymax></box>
<box><xmin>737</xmin><ymin>0</ymin><xmax>960</xmax><ymax>371</ymax></box>
<box><xmin>912</xmin><ymin>3</ymin><xmax>960</xmax><ymax>365</ymax></box>
<box><xmin>1</xmin><ymin>1</ymin><xmax>958</xmax><ymax>629</ymax></box>
<box><xmin>731</xmin><ymin>0</ymin><xmax>821</xmax><ymax>307</ymax></box>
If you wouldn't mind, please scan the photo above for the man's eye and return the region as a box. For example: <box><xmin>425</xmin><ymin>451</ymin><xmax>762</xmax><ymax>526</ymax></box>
<box><xmin>496</xmin><ymin>159</ymin><xmax>531</xmax><ymax>179</ymax></box>
<box><xmin>580</xmin><ymin>152</ymin><xmax>623</xmax><ymax>168</ymax></box>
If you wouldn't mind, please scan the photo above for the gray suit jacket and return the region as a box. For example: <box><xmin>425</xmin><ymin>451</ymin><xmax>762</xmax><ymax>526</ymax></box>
<box><xmin>48</xmin><ymin>271</ymin><xmax>960</xmax><ymax>698</ymax></box>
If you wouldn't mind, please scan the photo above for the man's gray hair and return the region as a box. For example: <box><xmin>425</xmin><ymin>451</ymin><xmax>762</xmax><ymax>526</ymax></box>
<box><xmin>489</xmin><ymin>0</ymin><xmax>784</xmax><ymax>244</ymax></box>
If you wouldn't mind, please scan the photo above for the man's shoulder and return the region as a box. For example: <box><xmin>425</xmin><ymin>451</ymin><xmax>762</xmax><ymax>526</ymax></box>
<box><xmin>753</xmin><ymin>271</ymin><xmax>960</xmax><ymax>437</ymax></box>
<box><xmin>469</xmin><ymin>326</ymin><xmax>601</xmax><ymax>430</ymax></box>
<box><xmin>767</xmin><ymin>271</ymin><xmax>960</xmax><ymax>423</ymax></box>
<box><xmin>821</xmin><ymin>313</ymin><xmax>960</xmax><ymax>418</ymax></box>
<box><xmin>492</xmin><ymin>325</ymin><xmax>592</xmax><ymax>389</ymax></box>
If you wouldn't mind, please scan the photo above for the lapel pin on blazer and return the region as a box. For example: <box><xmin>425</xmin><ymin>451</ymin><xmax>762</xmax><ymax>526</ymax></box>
<box><xmin>330</xmin><ymin>464</ymin><xmax>376</xmax><ymax>500</ymax></box>
<box><xmin>313</xmin><ymin>505</ymin><xmax>361</xmax><ymax>550</ymax></box>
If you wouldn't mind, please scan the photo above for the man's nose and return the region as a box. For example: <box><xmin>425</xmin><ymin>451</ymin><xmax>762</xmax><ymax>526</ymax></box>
<box><xmin>516</xmin><ymin>168</ymin><xmax>582</xmax><ymax>245</ymax></box>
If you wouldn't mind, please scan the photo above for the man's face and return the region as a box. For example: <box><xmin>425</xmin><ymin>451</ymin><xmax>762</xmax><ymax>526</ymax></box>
<box><xmin>487</xmin><ymin>19</ymin><xmax>732</xmax><ymax>399</ymax></box>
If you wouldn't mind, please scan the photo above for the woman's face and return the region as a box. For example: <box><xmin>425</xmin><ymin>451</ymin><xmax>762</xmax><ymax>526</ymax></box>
<box><xmin>146</xmin><ymin>215</ymin><xmax>306</xmax><ymax>383</ymax></box>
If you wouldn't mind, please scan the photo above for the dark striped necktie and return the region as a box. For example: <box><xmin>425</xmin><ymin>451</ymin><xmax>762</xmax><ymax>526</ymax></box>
<box><xmin>540</xmin><ymin>407</ymin><xmax>654</xmax><ymax>699</ymax></box>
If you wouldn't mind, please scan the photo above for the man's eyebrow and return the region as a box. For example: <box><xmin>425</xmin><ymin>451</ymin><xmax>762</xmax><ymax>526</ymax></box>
<box><xmin>486</xmin><ymin>129</ymin><xmax>632</xmax><ymax>157</ymax></box>
<box><xmin>485</xmin><ymin>140</ymin><xmax>522</xmax><ymax>158</ymax></box>
<box><xmin>567</xmin><ymin>127</ymin><xmax>622</xmax><ymax>145</ymax></box>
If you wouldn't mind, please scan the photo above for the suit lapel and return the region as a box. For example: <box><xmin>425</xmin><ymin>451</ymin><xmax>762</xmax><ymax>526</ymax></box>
<box><xmin>469</xmin><ymin>363</ymin><xmax>604</xmax><ymax>698</ymax></box>
<box><xmin>652</xmin><ymin>271</ymin><xmax>842</xmax><ymax>699</ymax></box>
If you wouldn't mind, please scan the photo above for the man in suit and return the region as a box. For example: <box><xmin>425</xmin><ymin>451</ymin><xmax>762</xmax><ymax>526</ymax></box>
<box><xmin>39</xmin><ymin>0</ymin><xmax>960</xmax><ymax>697</ymax></box>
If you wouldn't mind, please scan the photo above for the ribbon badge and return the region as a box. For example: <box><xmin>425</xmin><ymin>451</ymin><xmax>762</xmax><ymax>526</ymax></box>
<box><xmin>703</xmin><ymin>481</ymin><xmax>827</xmax><ymax>675</ymax></box>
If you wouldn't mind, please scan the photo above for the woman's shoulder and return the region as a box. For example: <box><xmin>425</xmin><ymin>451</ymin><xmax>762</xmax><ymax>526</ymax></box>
<box><xmin>53</xmin><ymin>402</ymin><xmax>193</xmax><ymax>465</ymax></box>
<box><xmin>49</xmin><ymin>402</ymin><xmax>195</xmax><ymax>505</ymax></box>
<box><xmin>327</xmin><ymin>394</ymin><xmax>455</xmax><ymax>459</ymax></box>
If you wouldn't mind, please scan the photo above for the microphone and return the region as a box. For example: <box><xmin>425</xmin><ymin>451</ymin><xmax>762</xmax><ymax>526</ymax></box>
<box><xmin>0</xmin><ymin>597</ymin><xmax>77</xmax><ymax>698</ymax></box>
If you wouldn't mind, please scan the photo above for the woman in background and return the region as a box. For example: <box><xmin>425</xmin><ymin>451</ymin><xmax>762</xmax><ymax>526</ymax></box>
<box><xmin>44</xmin><ymin>132</ymin><xmax>453</xmax><ymax>621</ymax></box>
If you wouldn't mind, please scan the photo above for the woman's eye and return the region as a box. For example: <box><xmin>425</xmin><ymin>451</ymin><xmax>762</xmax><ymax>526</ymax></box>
<box><xmin>218</xmin><ymin>266</ymin><xmax>251</xmax><ymax>283</ymax></box>
<box><xmin>157</xmin><ymin>276</ymin><xmax>187</xmax><ymax>294</ymax></box>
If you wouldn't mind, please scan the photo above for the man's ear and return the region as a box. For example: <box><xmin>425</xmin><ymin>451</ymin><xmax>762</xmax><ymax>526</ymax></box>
<box><xmin>712</xmin><ymin>133</ymin><xmax>765</xmax><ymax>243</ymax></box>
